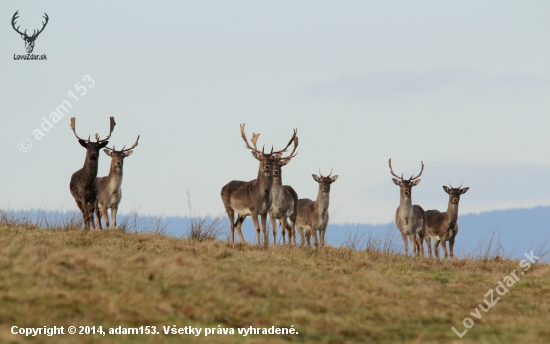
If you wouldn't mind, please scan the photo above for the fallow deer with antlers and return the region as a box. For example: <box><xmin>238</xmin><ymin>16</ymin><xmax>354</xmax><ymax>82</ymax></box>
<box><xmin>425</xmin><ymin>183</ymin><xmax>469</xmax><ymax>258</ymax></box>
<box><xmin>295</xmin><ymin>169</ymin><xmax>338</xmax><ymax>247</ymax></box>
<box><xmin>69</xmin><ymin>117</ymin><xmax>115</xmax><ymax>229</ymax></box>
<box><xmin>389</xmin><ymin>159</ymin><xmax>426</xmax><ymax>256</ymax></box>
<box><xmin>96</xmin><ymin>135</ymin><xmax>140</xmax><ymax>229</ymax></box>
<box><xmin>268</xmin><ymin>135</ymin><xmax>299</xmax><ymax>245</ymax></box>
<box><xmin>221</xmin><ymin>124</ymin><xmax>297</xmax><ymax>246</ymax></box>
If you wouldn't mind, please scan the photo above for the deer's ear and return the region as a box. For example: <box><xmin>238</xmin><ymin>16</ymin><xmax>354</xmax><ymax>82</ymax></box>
<box><xmin>78</xmin><ymin>139</ymin><xmax>88</xmax><ymax>148</ymax></box>
<box><xmin>443</xmin><ymin>186</ymin><xmax>450</xmax><ymax>194</ymax></box>
<box><xmin>460</xmin><ymin>187</ymin><xmax>469</xmax><ymax>194</ymax></box>
<box><xmin>99</xmin><ymin>141</ymin><xmax>109</xmax><ymax>149</ymax></box>
<box><xmin>412</xmin><ymin>179</ymin><xmax>421</xmax><ymax>186</ymax></box>
<box><xmin>312</xmin><ymin>174</ymin><xmax>320</xmax><ymax>182</ymax></box>
<box><xmin>123</xmin><ymin>150</ymin><xmax>133</xmax><ymax>157</ymax></box>
<box><xmin>103</xmin><ymin>149</ymin><xmax>113</xmax><ymax>157</ymax></box>
<box><xmin>280</xmin><ymin>158</ymin><xmax>291</xmax><ymax>166</ymax></box>
<box><xmin>392</xmin><ymin>178</ymin><xmax>400</xmax><ymax>186</ymax></box>
<box><xmin>331</xmin><ymin>175</ymin><xmax>339</xmax><ymax>182</ymax></box>
<box><xmin>251</xmin><ymin>151</ymin><xmax>262</xmax><ymax>161</ymax></box>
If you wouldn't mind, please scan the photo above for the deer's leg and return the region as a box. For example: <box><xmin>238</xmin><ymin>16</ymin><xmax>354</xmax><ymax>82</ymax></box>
<box><xmin>99</xmin><ymin>204</ymin><xmax>109</xmax><ymax>229</ymax></box>
<box><xmin>269</xmin><ymin>214</ymin><xmax>278</xmax><ymax>246</ymax></box>
<box><xmin>449</xmin><ymin>236</ymin><xmax>456</xmax><ymax>258</ymax></box>
<box><xmin>235</xmin><ymin>216</ymin><xmax>246</xmax><ymax>243</ymax></box>
<box><xmin>261</xmin><ymin>214</ymin><xmax>269</xmax><ymax>247</ymax></box>
<box><xmin>280</xmin><ymin>219</ymin><xmax>286</xmax><ymax>245</ymax></box>
<box><xmin>434</xmin><ymin>239</ymin><xmax>441</xmax><ymax>258</ymax></box>
<box><xmin>311</xmin><ymin>227</ymin><xmax>319</xmax><ymax>248</ymax></box>
<box><xmin>111</xmin><ymin>206</ymin><xmax>118</xmax><ymax>228</ymax></box>
<box><xmin>417</xmin><ymin>231</ymin><xmax>425</xmax><ymax>257</ymax></box>
<box><xmin>251</xmin><ymin>213</ymin><xmax>262</xmax><ymax>246</ymax></box>
<box><xmin>296</xmin><ymin>225</ymin><xmax>305</xmax><ymax>247</ymax></box>
<box><xmin>95</xmin><ymin>203</ymin><xmax>103</xmax><ymax>230</ymax></box>
<box><xmin>305</xmin><ymin>228</ymin><xmax>311</xmax><ymax>247</ymax></box>
<box><xmin>442</xmin><ymin>240</ymin><xmax>449</xmax><ymax>259</ymax></box>
<box><xmin>225</xmin><ymin>208</ymin><xmax>235</xmax><ymax>243</ymax></box>
<box><xmin>400</xmin><ymin>232</ymin><xmax>409</xmax><ymax>256</ymax></box>
<box><xmin>86</xmin><ymin>201</ymin><xmax>96</xmax><ymax>230</ymax></box>
<box><xmin>425</xmin><ymin>236</ymin><xmax>432</xmax><ymax>258</ymax></box>
<box><xmin>412</xmin><ymin>235</ymin><xmax>417</xmax><ymax>256</ymax></box>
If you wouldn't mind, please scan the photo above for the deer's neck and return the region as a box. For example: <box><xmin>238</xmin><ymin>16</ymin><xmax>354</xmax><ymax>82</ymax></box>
<box><xmin>398</xmin><ymin>196</ymin><xmax>414</xmax><ymax>218</ymax></box>
<box><xmin>82</xmin><ymin>157</ymin><xmax>99</xmax><ymax>183</ymax></box>
<box><xmin>256</xmin><ymin>166</ymin><xmax>272</xmax><ymax>196</ymax></box>
<box><xmin>271</xmin><ymin>176</ymin><xmax>284</xmax><ymax>199</ymax></box>
<box><xmin>315</xmin><ymin>189</ymin><xmax>330</xmax><ymax>218</ymax></box>
<box><xmin>446</xmin><ymin>201</ymin><xmax>459</xmax><ymax>221</ymax></box>
<box><xmin>105</xmin><ymin>162</ymin><xmax>123</xmax><ymax>186</ymax></box>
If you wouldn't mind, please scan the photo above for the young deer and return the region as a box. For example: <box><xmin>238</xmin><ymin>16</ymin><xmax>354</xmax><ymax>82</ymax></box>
<box><xmin>221</xmin><ymin>124</ymin><xmax>297</xmax><ymax>246</ymax></box>
<box><xmin>69</xmin><ymin>117</ymin><xmax>115</xmax><ymax>229</ymax></box>
<box><xmin>96</xmin><ymin>135</ymin><xmax>140</xmax><ymax>229</ymax></box>
<box><xmin>268</xmin><ymin>136</ymin><xmax>299</xmax><ymax>245</ymax></box>
<box><xmin>389</xmin><ymin>159</ymin><xmax>426</xmax><ymax>256</ymax></box>
<box><xmin>425</xmin><ymin>183</ymin><xmax>469</xmax><ymax>258</ymax></box>
<box><xmin>295</xmin><ymin>169</ymin><xmax>338</xmax><ymax>247</ymax></box>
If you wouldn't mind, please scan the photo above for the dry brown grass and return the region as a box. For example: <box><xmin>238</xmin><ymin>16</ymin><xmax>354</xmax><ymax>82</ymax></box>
<box><xmin>0</xmin><ymin>222</ymin><xmax>549</xmax><ymax>344</ymax></box>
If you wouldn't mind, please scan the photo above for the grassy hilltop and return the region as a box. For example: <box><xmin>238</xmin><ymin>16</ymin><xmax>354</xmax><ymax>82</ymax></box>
<box><xmin>0</xmin><ymin>221</ymin><xmax>549</xmax><ymax>344</ymax></box>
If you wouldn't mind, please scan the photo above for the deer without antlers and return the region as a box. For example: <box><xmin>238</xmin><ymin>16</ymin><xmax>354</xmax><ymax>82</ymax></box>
<box><xmin>12</xmin><ymin>11</ymin><xmax>49</xmax><ymax>54</ymax></box>
<box><xmin>69</xmin><ymin>117</ymin><xmax>115</xmax><ymax>229</ymax></box>
<box><xmin>425</xmin><ymin>183</ymin><xmax>469</xmax><ymax>258</ymax></box>
<box><xmin>295</xmin><ymin>168</ymin><xmax>338</xmax><ymax>247</ymax></box>
<box><xmin>96</xmin><ymin>135</ymin><xmax>140</xmax><ymax>229</ymax></box>
<box><xmin>389</xmin><ymin>159</ymin><xmax>426</xmax><ymax>256</ymax></box>
<box><xmin>221</xmin><ymin>124</ymin><xmax>297</xmax><ymax>246</ymax></box>
<box><xmin>269</xmin><ymin>134</ymin><xmax>299</xmax><ymax>245</ymax></box>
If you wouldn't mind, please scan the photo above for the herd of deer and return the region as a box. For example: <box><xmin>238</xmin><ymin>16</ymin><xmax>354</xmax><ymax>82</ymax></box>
<box><xmin>68</xmin><ymin>118</ymin><xmax>468</xmax><ymax>259</ymax></box>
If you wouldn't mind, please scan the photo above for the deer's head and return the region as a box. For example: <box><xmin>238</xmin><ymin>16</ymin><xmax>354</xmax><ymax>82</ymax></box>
<box><xmin>71</xmin><ymin>117</ymin><xmax>116</xmax><ymax>161</ymax></box>
<box><xmin>443</xmin><ymin>183</ymin><xmax>469</xmax><ymax>204</ymax></box>
<box><xmin>240</xmin><ymin>124</ymin><xmax>297</xmax><ymax>177</ymax></box>
<box><xmin>103</xmin><ymin>135</ymin><xmax>140</xmax><ymax>171</ymax></box>
<box><xmin>389</xmin><ymin>159</ymin><xmax>424</xmax><ymax>199</ymax></box>
<box><xmin>12</xmin><ymin>11</ymin><xmax>48</xmax><ymax>54</ymax></box>
<box><xmin>312</xmin><ymin>168</ymin><xmax>338</xmax><ymax>193</ymax></box>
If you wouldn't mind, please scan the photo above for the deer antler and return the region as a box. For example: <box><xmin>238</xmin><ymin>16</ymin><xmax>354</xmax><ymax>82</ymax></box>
<box><xmin>240</xmin><ymin>124</ymin><xmax>262</xmax><ymax>153</ymax></box>
<box><xmin>121</xmin><ymin>135</ymin><xmax>140</xmax><ymax>152</ymax></box>
<box><xmin>97</xmin><ymin>117</ymin><xmax>116</xmax><ymax>143</ymax></box>
<box><xmin>70</xmin><ymin>117</ymin><xmax>115</xmax><ymax>143</ymax></box>
<box><xmin>30</xmin><ymin>13</ymin><xmax>48</xmax><ymax>39</ymax></box>
<box><xmin>388</xmin><ymin>158</ymin><xmax>404</xmax><ymax>180</ymax></box>
<box><xmin>319</xmin><ymin>168</ymin><xmax>324</xmax><ymax>178</ymax></box>
<box><xmin>327</xmin><ymin>167</ymin><xmax>333</xmax><ymax>178</ymax></box>
<box><xmin>70</xmin><ymin>117</ymin><xmax>89</xmax><ymax>142</ymax></box>
<box><xmin>11</xmin><ymin>11</ymin><xmax>25</xmax><ymax>36</ymax></box>
<box><xmin>273</xmin><ymin>128</ymin><xmax>298</xmax><ymax>155</ymax></box>
<box><xmin>409</xmin><ymin>161</ymin><xmax>424</xmax><ymax>181</ymax></box>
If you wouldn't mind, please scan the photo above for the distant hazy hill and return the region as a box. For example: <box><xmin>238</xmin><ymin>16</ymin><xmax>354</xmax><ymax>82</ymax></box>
<box><xmin>163</xmin><ymin>206</ymin><xmax>550</xmax><ymax>259</ymax></box>
<box><xmin>7</xmin><ymin>206</ymin><xmax>549</xmax><ymax>259</ymax></box>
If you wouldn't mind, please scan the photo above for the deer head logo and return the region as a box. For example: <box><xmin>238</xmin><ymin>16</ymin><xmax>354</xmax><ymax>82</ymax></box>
<box><xmin>12</xmin><ymin>11</ymin><xmax>49</xmax><ymax>54</ymax></box>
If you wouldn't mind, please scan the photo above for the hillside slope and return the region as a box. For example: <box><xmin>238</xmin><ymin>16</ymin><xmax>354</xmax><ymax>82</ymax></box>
<box><xmin>0</xmin><ymin>225</ymin><xmax>549</xmax><ymax>344</ymax></box>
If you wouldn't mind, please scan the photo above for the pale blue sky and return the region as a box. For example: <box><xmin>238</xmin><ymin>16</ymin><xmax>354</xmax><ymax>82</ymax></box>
<box><xmin>2</xmin><ymin>1</ymin><xmax>550</xmax><ymax>224</ymax></box>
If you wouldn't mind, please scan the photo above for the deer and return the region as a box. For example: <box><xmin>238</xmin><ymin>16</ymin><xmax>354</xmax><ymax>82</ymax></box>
<box><xmin>389</xmin><ymin>159</ymin><xmax>426</xmax><ymax>256</ymax></box>
<box><xmin>295</xmin><ymin>169</ymin><xmax>338</xmax><ymax>248</ymax></box>
<box><xmin>221</xmin><ymin>124</ymin><xmax>297</xmax><ymax>246</ymax></box>
<box><xmin>69</xmin><ymin>117</ymin><xmax>115</xmax><ymax>229</ymax></box>
<box><xmin>425</xmin><ymin>183</ymin><xmax>469</xmax><ymax>258</ymax></box>
<box><xmin>96</xmin><ymin>135</ymin><xmax>140</xmax><ymax>229</ymax></box>
<box><xmin>11</xmin><ymin>11</ymin><xmax>49</xmax><ymax>54</ymax></box>
<box><xmin>268</xmin><ymin>136</ymin><xmax>299</xmax><ymax>245</ymax></box>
